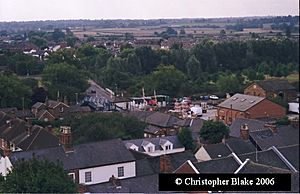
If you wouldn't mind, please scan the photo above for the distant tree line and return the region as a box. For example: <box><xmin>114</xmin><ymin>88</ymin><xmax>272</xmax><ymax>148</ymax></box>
<box><xmin>0</xmin><ymin>38</ymin><xmax>299</xmax><ymax>108</ymax></box>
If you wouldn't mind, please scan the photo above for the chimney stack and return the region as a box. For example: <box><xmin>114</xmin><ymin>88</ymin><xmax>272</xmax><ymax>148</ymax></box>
<box><xmin>240</xmin><ymin>124</ymin><xmax>249</xmax><ymax>140</ymax></box>
<box><xmin>60</xmin><ymin>126</ymin><xmax>73</xmax><ymax>152</ymax></box>
<box><xmin>160</xmin><ymin>154</ymin><xmax>172</xmax><ymax>173</ymax></box>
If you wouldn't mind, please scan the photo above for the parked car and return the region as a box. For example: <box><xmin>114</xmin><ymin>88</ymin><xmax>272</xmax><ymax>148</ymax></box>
<box><xmin>209</xmin><ymin>95</ymin><xmax>219</xmax><ymax>100</ymax></box>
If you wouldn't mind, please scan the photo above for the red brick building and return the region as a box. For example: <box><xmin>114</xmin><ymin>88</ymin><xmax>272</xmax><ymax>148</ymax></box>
<box><xmin>244</xmin><ymin>79</ymin><xmax>297</xmax><ymax>102</ymax></box>
<box><xmin>217</xmin><ymin>94</ymin><xmax>286</xmax><ymax>125</ymax></box>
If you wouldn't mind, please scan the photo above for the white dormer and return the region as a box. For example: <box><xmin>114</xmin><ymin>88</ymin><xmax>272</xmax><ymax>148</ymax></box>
<box><xmin>159</xmin><ymin>139</ymin><xmax>173</xmax><ymax>151</ymax></box>
<box><xmin>142</xmin><ymin>140</ymin><xmax>155</xmax><ymax>153</ymax></box>
<box><xmin>125</xmin><ymin>143</ymin><xmax>139</xmax><ymax>151</ymax></box>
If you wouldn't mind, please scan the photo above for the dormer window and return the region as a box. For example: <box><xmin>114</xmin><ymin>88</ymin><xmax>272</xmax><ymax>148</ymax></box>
<box><xmin>147</xmin><ymin>146</ymin><xmax>153</xmax><ymax>152</ymax></box>
<box><xmin>165</xmin><ymin>145</ymin><xmax>172</xmax><ymax>150</ymax></box>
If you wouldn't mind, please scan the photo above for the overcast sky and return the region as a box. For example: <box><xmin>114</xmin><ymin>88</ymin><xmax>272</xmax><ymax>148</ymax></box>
<box><xmin>0</xmin><ymin>0</ymin><xmax>299</xmax><ymax>22</ymax></box>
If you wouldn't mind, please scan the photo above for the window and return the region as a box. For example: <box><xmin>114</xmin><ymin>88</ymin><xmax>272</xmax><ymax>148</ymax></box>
<box><xmin>165</xmin><ymin>145</ymin><xmax>171</xmax><ymax>150</ymax></box>
<box><xmin>147</xmin><ymin>146</ymin><xmax>153</xmax><ymax>152</ymax></box>
<box><xmin>85</xmin><ymin>171</ymin><xmax>92</xmax><ymax>183</ymax></box>
<box><xmin>68</xmin><ymin>173</ymin><xmax>75</xmax><ymax>182</ymax></box>
<box><xmin>60</xmin><ymin>107</ymin><xmax>64</xmax><ymax>113</ymax></box>
<box><xmin>118</xmin><ymin>166</ymin><xmax>124</xmax><ymax>177</ymax></box>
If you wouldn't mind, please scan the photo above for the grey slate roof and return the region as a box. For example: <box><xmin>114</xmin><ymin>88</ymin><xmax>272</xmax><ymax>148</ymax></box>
<box><xmin>10</xmin><ymin>139</ymin><xmax>135</xmax><ymax>170</ymax></box>
<box><xmin>239</xmin><ymin>160</ymin><xmax>292</xmax><ymax>173</ymax></box>
<box><xmin>225</xmin><ymin>138</ymin><xmax>256</xmax><ymax>155</ymax></box>
<box><xmin>143</xmin><ymin>151</ymin><xmax>198</xmax><ymax>174</ymax></box>
<box><xmin>194</xmin><ymin>156</ymin><xmax>240</xmax><ymax>173</ymax></box>
<box><xmin>17</xmin><ymin>126</ymin><xmax>59</xmax><ymax>151</ymax></box>
<box><xmin>250</xmin><ymin>125</ymin><xmax>299</xmax><ymax>150</ymax></box>
<box><xmin>239</xmin><ymin>149</ymin><xmax>291</xmax><ymax>171</ymax></box>
<box><xmin>0</xmin><ymin>112</ymin><xmax>58</xmax><ymax>151</ymax></box>
<box><xmin>87</xmin><ymin>174</ymin><xmax>159</xmax><ymax>193</ymax></box>
<box><xmin>278</xmin><ymin>144</ymin><xmax>299</xmax><ymax>171</ymax></box>
<box><xmin>145</xmin><ymin>111</ymin><xmax>180</xmax><ymax>128</ymax></box>
<box><xmin>123</xmin><ymin>135</ymin><xmax>184</xmax><ymax>152</ymax></box>
<box><xmin>229</xmin><ymin>118</ymin><xmax>268</xmax><ymax>138</ymax></box>
<box><xmin>256</xmin><ymin>79</ymin><xmax>296</xmax><ymax>91</ymax></box>
<box><xmin>144</xmin><ymin>125</ymin><xmax>161</xmax><ymax>134</ymax></box>
<box><xmin>218</xmin><ymin>93</ymin><xmax>265</xmax><ymax>111</ymax></box>
<box><xmin>202</xmin><ymin>143</ymin><xmax>232</xmax><ymax>159</ymax></box>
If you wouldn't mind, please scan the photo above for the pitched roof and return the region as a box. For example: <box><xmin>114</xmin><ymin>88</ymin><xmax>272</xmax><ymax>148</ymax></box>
<box><xmin>17</xmin><ymin>126</ymin><xmax>59</xmax><ymax>151</ymax></box>
<box><xmin>255</xmin><ymin>79</ymin><xmax>295</xmax><ymax>91</ymax></box>
<box><xmin>0</xmin><ymin>118</ymin><xmax>30</xmax><ymax>143</ymax></box>
<box><xmin>85</xmin><ymin>80</ymin><xmax>113</xmax><ymax>101</ymax></box>
<box><xmin>239</xmin><ymin>160</ymin><xmax>292</xmax><ymax>173</ymax></box>
<box><xmin>218</xmin><ymin>93</ymin><xmax>265</xmax><ymax>111</ymax></box>
<box><xmin>47</xmin><ymin>100</ymin><xmax>69</xmax><ymax>109</ymax></box>
<box><xmin>144</xmin><ymin>125</ymin><xmax>161</xmax><ymax>134</ymax></box>
<box><xmin>145</xmin><ymin>111</ymin><xmax>180</xmax><ymax>128</ymax></box>
<box><xmin>278</xmin><ymin>144</ymin><xmax>299</xmax><ymax>171</ymax></box>
<box><xmin>225</xmin><ymin>138</ymin><xmax>256</xmax><ymax>155</ymax></box>
<box><xmin>143</xmin><ymin>151</ymin><xmax>198</xmax><ymax>174</ymax></box>
<box><xmin>123</xmin><ymin>135</ymin><xmax>184</xmax><ymax>152</ymax></box>
<box><xmin>229</xmin><ymin>118</ymin><xmax>268</xmax><ymax>138</ymax></box>
<box><xmin>10</xmin><ymin>139</ymin><xmax>136</xmax><ymax>170</ymax></box>
<box><xmin>194</xmin><ymin>156</ymin><xmax>240</xmax><ymax>173</ymax></box>
<box><xmin>239</xmin><ymin>149</ymin><xmax>291</xmax><ymax>171</ymax></box>
<box><xmin>250</xmin><ymin>125</ymin><xmax>299</xmax><ymax>150</ymax></box>
<box><xmin>87</xmin><ymin>174</ymin><xmax>159</xmax><ymax>193</ymax></box>
<box><xmin>32</xmin><ymin>102</ymin><xmax>44</xmax><ymax>109</ymax></box>
<box><xmin>202</xmin><ymin>143</ymin><xmax>232</xmax><ymax>159</ymax></box>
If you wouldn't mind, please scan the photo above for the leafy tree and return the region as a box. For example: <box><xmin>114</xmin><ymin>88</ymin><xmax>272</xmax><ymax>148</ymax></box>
<box><xmin>60</xmin><ymin>112</ymin><xmax>145</xmax><ymax>144</ymax></box>
<box><xmin>42</xmin><ymin>63</ymin><xmax>88</xmax><ymax>102</ymax></box>
<box><xmin>186</xmin><ymin>55</ymin><xmax>202</xmax><ymax>81</ymax></box>
<box><xmin>146</xmin><ymin>65</ymin><xmax>186</xmax><ymax>97</ymax></box>
<box><xmin>216</xmin><ymin>73</ymin><xmax>241</xmax><ymax>93</ymax></box>
<box><xmin>200</xmin><ymin>120</ymin><xmax>230</xmax><ymax>144</ymax></box>
<box><xmin>178</xmin><ymin>127</ymin><xmax>195</xmax><ymax>150</ymax></box>
<box><xmin>0</xmin><ymin>73</ymin><xmax>32</xmax><ymax>108</ymax></box>
<box><xmin>0</xmin><ymin>157</ymin><xmax>76</xmax><ymax>193</ymax></box>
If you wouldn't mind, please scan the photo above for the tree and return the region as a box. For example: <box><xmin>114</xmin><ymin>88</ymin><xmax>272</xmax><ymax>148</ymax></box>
<box><xmin>146</xmin><ymin>65</ymin><xmax>186</xmax><ymax>97</ymax></box>
<box><xmin>200</xmin><ymin>120</ymin><xmax>229</xmax><ymax>144</ymax></box>
<box><xmin>42</xmin><ymin>63</ymin><xmax>88</xmax><ymax>102</ymax></box>
<box><xmin>0</xmin><ymin>73</ymin><xmax>32</xmax><ymax>108</ymax></box>
<box><xmin>60</xmin><ymin>112</ymin><xmax>145</xmax><ymax>144</ymax></box>
<box><xmin>186</xmin><ymin>55</ymin><xmax>202</xmax><ymax>81</ymax></box>
<box><xmin>216</xmin><ymin>74</ymin><xmax>241</xmax><ymax>93</ymax></box>
<box><xmin>0</xmin><ymin>157</ymin><xmax>76</xmax><ymax>193</ymax></box>
<box><xmin>178</xmin><ymin>127</ymin><xmax>195</xmax><ymax>150</ymax></box>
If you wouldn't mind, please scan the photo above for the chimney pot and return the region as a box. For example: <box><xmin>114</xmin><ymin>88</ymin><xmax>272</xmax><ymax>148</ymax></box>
<box><xmin>60</xmin><ymin>126</ymin><xmax>73</xmax><ymax>152</ymax></box>
<box><xmin>240</xmin><ymin>124</ymin><xmax>249</xmax><ymax>140</ymax></box>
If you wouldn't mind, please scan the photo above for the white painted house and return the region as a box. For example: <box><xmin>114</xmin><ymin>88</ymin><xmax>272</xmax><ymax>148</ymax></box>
<box><xmin>123</xmin><ymin>135</ymin><xmax>185</xmax><ymax>157</ymax></box>
<box><xmin>8</xmin><ymin>138</ymin><xmax>136</xmax><ymax>185</ymax></box>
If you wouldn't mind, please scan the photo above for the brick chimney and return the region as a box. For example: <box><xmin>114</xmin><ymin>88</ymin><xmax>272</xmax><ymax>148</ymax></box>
<box><xmin>240</xmin><ymin>124</ymin><xmax>249</xmax><ymax>140</ymax></box>
<box><xmin>160</xmin><ymin>154</ymin><xmax>172</xmax><ymax>173</ymax></box>
<box><xmin>2</xmin><ymin>141</ymin><xmax>12</xmax><ymax>157</ymax></box>
<box><xmin>60</xmin><ymin>126</ymin><xmax>73</xmax><ymax>152</ymax></box>
<box><xmin>264</xmin><ymin>123</ymin><xmax>278</xmax><ymax>133</ymax></box>
<box><xmin>108</xmin><ymin>175</ymin><xmax>122</xmax><ymax>189</ymax></box>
